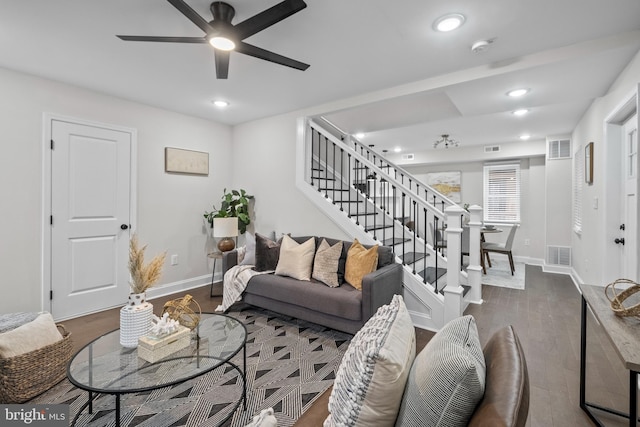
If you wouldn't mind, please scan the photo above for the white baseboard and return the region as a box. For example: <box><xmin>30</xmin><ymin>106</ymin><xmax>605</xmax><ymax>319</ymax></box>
<box><xmin>146</xmin><ymin>275</ymin><xmax>211</xmax><ymax>301</ymax></box>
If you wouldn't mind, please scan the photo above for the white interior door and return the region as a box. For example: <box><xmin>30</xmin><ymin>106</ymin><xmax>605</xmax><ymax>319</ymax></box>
<box><xmin>50</xmin><ymin>119</ymin><xmax>132</xmax><ymax>319</ymax></box>
<box><xmin>620</xmin><ymin>115</ymin><xmax>638</xmax><ymax>280</ymax></box>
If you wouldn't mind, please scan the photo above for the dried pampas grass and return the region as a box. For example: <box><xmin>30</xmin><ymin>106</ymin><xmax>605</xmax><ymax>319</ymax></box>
<box><xmin>129</xmin><ymin>234</ymin><xmax>167</xmax><ymax>294</ymax></box>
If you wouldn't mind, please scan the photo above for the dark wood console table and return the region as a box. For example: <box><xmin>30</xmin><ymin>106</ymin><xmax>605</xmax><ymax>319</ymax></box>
<box><xmin>580</xmin><ymin>283</ymin><xmax>640</xmax><ymax>426</ymax></box>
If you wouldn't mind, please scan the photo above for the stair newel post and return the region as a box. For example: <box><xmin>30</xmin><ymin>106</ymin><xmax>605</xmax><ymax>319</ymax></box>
<box><xmin>443</xmin><ymin>205</ymin><xmax>465</xmax><ymax>324</ymax></box>
<box><xmin>467</xmin><ymin>205</ymin><xmax>483</xmax><ymax>303</ymax></box>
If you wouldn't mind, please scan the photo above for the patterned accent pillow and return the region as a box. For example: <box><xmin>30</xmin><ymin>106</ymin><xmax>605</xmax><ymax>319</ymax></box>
<box><xmin>395</xmin><ymin>315</ymin><xmax>486</xmax><ymax>427</ymax></box>
<box><xmin>275</xmin><ymin>235</ymin><xmax>316</xmax><ymax>280</ymax></box>
<box><xmin>312</xmin><ymin>239</ymin><xmax>343</xmax><ymax>287</ymax></box>
<box><xmin>324</xmin><ymin>294</ymin><xmax>415</xmax><ymax>427</ymax></box>
<box><xmin>254</xmin><ymin>233</ymin><xmax>282</xmax><ymax>272</ymax></box>
<box><xmin>344</xmin><ymin>239</ymin><xmax>379</xmax><ymax>290</ymax></box>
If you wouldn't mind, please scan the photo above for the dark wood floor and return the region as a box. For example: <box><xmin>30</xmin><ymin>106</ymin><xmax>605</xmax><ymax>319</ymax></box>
<box><xmin>59</xmin><ymin>266</ymin><xmax>630</xmax><ymax>426</ymax></box>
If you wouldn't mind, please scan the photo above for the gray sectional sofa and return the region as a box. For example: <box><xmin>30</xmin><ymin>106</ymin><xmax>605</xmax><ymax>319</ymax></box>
<box><xmin>221</xmin><ymin>236</ymin><xmax>403</xmax><ymax>334</ymax></box>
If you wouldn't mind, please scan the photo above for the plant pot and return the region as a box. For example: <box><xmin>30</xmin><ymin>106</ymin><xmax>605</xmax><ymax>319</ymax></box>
<box><xmin>120</xmin><ymin>293</ymin><xmax>153</xmax><ymax>348</ymax></box>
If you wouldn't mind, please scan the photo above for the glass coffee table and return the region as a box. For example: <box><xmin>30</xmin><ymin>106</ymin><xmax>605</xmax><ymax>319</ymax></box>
<box><xmin>67</xmin><ymin>313</ymin><xmax>246</xmax><ymax>427</ymax></box>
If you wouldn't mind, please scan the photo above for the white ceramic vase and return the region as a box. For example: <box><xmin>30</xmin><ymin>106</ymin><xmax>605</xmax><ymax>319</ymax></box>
<box><xmin>120</xmin><ymin>292</ymin><xmax>153</xmax><ymax>348</ymax></box>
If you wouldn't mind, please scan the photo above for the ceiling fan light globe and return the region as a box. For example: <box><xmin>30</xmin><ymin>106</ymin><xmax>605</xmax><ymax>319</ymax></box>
<box><xmin>209</xmin><ymin>36</ymin><xmax>235</xmax><ymax>51</ymax></box>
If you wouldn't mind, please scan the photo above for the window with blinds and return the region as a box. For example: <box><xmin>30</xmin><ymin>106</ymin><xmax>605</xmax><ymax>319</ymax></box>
<box><xmin>483</xmin><ymin>163</ymin><xmax>521</xmax><ymax>223</ymax></box>
<box><xmin>573</xmin><ymin>145</ymin><xmax>583</xmax><ymax>233</ymax></box>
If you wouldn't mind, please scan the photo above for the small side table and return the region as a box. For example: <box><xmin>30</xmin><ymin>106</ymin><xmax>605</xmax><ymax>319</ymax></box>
<box><xmin>207</xmin><ymin>251</ymin><xmax>223</xmax><ymax>297</ymax></box>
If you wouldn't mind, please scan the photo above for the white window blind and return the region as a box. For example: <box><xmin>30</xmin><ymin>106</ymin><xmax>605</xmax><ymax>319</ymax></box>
<box><xmin>573</xmin><ymin>145</ymin><xmax>583</xmax><ymax>233</ymax></box>
<box><xmin>483</xmin><ymin>163</ymin><xmax>520</xmax><ymax>223</ymax></box>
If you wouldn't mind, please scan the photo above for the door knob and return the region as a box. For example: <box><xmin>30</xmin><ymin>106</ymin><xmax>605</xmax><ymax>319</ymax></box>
<box><xmin>615</xmin><ymin>237</ymin><xmax>625</xmax><ymax>245</ymax></box>
<box><xmin>120</xmin><ymin>224</ymin><xmax>129</xmax><ymax>230</ymax></box>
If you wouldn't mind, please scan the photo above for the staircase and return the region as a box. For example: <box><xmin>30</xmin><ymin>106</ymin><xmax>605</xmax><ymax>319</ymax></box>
<box><xmin>295</xmin><ymin>117</ymin><xmax>484</xmax><ymax>330</ymax></box>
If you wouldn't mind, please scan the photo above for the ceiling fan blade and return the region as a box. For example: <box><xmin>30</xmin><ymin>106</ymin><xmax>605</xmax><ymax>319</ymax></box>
<box><xmin>117</xmin><ymin>35</ymin><xmax>207</xmax><ymax>43</ymax></box>
<box><xmin>233</xmin><ymin>0</ymin><xmax>307</xmax><ymax>40</ymax></box>
<box><xmin>236</xmin><ymin>42</ymin><xmax>309</xmax><ymax>71</ymax></box>
<box><xmin>215</xmin><ymin>50</ymin><xmax>230</xmax><ymax>79</ymax></box>
<box><xmin>167</xmin><ymin>0</ymin><xmax>213</xmax><ymax>33</ymax></box>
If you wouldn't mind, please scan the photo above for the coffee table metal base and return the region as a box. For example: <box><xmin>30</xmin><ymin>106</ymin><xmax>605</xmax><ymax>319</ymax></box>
<box><xmin>71</xmin><ymin>352</ymin><xmax>246</xmax><ymax>427</ymax></box>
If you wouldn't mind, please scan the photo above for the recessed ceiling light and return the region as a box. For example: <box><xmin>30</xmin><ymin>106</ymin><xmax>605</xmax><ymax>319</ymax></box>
<box><xmin>394</xmin><ymin>147</ymin><xmax>402</xmax><ymax>153</ymax></box>
<box><xmin>512</xmin><ymin>109</ymin><xmax>529</xmax><ymax>116</ymax></box>
<box><xmin>520</xmin><ymin>134</ymin><xmax>531</xmax><ymax>140</ymax></box>
<box><xmin>355</xmin><ymin>133</ymin><xmax>365</xmax><ymax>139</ymax></box>
<box><xmin>212</xmin><ymin>100</ymin><xmax>229</xmax><ymax>108</ymax></box>
<box><xmin>507</xmin><ymin>88</ymin><xmax>529</xmax><ymax>97</ymax></box>
<box><xmin>433</xmin><ymin>13</ymin><xmax>465</xmax><ymax>32</ymax></box>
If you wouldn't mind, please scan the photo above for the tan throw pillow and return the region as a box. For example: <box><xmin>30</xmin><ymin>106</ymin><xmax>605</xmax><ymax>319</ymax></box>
<box><xmin>344</xmin><ymin>239</ymin><xmax>378</xmax><ymax>290</ymax></box>
<box><xmin>324</xmin><ymin>295</ymin><xmax>416</xmax><ymax>426</ymax></box>
<box><xmin>0</xmin><ymin>312</ymin><xmax>63</xmax><ymax>358</ymax></box>
<box><xmin>275</xmin><ymin>235</ymin><xmax>316</xmax><ymax>280</ymax></box>
<box><xmin>312</xmin><ymin>239</ymin><xmax>343</xmax><ymax>287</ymax></box>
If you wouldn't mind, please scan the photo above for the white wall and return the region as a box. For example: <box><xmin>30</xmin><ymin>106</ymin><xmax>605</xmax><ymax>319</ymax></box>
<box><xmin>231</xmin><ymin>113</ymin><xmax>348</xmax><ymax>240</ymax></box>
<box><xmin>0</xmin><ymin>67</ymin><xmax>233</xmax><ymax>313</ymax></box>
<box><xmin>571</xmin><ymin>49</ymin><xmax>640</xmax><ymax>285</ymax></box>
<box><xmin>401</xmin><ymin>157</ymin><xmax>547</xmax><ymax>261</ymax></box>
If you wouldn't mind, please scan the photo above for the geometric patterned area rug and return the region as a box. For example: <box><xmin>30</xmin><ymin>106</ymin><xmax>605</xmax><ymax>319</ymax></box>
<box><xmin>482</xmin><ymin>257</ymin><xmax>526</xmax><ymax>290</ymax></box>
<box><xmin>30</xmin><ymin>307</ymin><xmax>352</xmax><ymax>427</ymax></box>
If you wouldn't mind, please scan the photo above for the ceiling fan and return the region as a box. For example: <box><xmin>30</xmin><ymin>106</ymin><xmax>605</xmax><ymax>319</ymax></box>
<box><xmin>117</xmin><ymin>0</ymin><xmax>310</xmax><ymax>79</ymax></box>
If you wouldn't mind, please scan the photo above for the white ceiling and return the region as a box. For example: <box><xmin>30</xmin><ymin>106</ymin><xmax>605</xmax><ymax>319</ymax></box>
<box><xmin>1</xmin><ymin>0</ymin><xmax>640</xmax><ymax>154</ymax></box>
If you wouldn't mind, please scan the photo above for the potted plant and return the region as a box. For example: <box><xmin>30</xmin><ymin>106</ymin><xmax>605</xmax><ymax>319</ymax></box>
<box><xmin>204</xmin><ymin>188</ymin><xmax>253</xmax><ymax>234</ymax></box>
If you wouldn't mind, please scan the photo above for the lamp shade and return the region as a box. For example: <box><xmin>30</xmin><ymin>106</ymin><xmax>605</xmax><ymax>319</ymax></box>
<box><xmin>213</xmin><ymin>217</ymin><xmax>239</xmax><ymax>238</ymax></box>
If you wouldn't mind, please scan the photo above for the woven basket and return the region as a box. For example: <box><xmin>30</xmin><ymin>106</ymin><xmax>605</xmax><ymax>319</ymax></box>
<box><xmin>604</xmin><ymin>278</ymin><xmax>640</xmax><ymax>318</ymax></box>
<box><xmin>0</xmin><ymin>324</ymin><xmax>73</xmax><ymax>403</ymax></box>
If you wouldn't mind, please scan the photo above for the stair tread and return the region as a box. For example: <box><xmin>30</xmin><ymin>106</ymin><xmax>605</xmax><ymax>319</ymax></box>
<box><xmin>319</xmin><ymin>188</ymin><xmax>349</xmax><ymax>191</ymax></box>
<box><xmin>418</xmin><ymin>267</ymin><xmax>447</xmax><ymax>284</ymax></box>
<box><xmin>382</xmin><ymin>237</ymin><xmax>411</xmax><ymax>246</ymax></box>
<box><xmin>439</xmin><ymin>284</ymin><xmax>472</xmax><ymax>297</ymax></box>
<box><xmin>312</xmin><ymin>176</ymin><xmax>336</xmax><ymax>181</ymax></box>
<box><xmin>351</xmin><ymin>212</ymin><xmax>378</xmax><ymax>216</ymax></box>
<box><xmin>364</xmin><ymin>224</ymin><xmax>394</xmax><ymax>231</ymax></box>
<box><xmin>401</xmin><ymin>252</ymin><xmax>429</xmax><ymax>264</ymax></box>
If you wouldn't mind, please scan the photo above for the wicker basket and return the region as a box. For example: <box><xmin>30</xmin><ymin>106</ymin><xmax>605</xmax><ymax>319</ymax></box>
<box><xmin>0</xmin><ymin>324</ymin><xmax>73</xmax><ymax>403</ymax></box>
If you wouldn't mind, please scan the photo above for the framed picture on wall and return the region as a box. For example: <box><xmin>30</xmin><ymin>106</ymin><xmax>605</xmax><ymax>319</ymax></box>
<box><xmin>165</xmin><ymin>147</ymin><xmax>209</xmax><ymax>175</ymax></box>
<box><xmin>426</xmin><ymin>171</ymin><xmax>461</xmax><ymax>202</ymax></box>
<box><xmin>585</xmin><ymin>142</ymin><xmax>594</xmax><ymax>185</ymax></box>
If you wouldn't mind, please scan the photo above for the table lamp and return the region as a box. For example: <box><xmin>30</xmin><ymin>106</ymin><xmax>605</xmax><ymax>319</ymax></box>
<box><xmin>213</xmin><ymin>217</ymin><xmax>238</xmax><ymax>252</ymax></box>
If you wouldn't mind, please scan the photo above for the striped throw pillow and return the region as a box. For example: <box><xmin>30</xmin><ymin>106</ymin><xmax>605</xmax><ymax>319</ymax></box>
<box><xmin>395</xmin><ymin>315</ymin><xmax>486</xmax><ymax>427</ymax></box>
<box><xmin>324</xmin><ymin>294</ymin><xmax>415</xmax><ymax>427</ymax></box>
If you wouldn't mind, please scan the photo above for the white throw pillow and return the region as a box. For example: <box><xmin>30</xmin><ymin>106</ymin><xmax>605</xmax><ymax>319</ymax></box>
<box><xmin>324</xmin><ymin>294</ymin><xmax>416</xmax><ymax>427</ymax></box>
<box><xmin>244</xmin><ymin>407</ymin><xmax>277</xmax><ymax>427</ymax></box>
<box><xmin>0</xmin><ymin>312</ymin><xmax>63</xmax><ymax>358</ymax></box>
<box><xmin>240</xmin><ymin>232</ymin><xmax>256</xmax><ymax>265</ymax></box>
<box><xmin>274</xmin><ymin>235</ymin><xmax>316</xmax><ymax>280</ymax></box>
<box><xmin>395</xmin><ymin>315</ymin><xmax>486</xmax><ymax>427</ymax></box>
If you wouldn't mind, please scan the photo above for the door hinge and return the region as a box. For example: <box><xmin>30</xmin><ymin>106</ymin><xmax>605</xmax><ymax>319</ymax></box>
<box><xmin>49</xmin><ymin>290</ymin><xmax>53</xmax><ymax>300</ymax></box>
<box><xmin>50</xmin><ymin>215</ymin><xmax>53</xmax><ymax>225</ymax></box>
<box><xmin>50</xmin><ymin>139</ymin><xmax>54</xmax><ymax>150</ymax></box>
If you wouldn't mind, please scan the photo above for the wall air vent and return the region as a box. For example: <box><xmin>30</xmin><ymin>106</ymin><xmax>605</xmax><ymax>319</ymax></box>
<box><xmin>547</xmin><ymin>139</ymin><xmax>571</xmax><ymax>159</ymax></box>
<box><xmin>484</xmin><ymin>145</ymin><xmax>501</xmax><ymax>153</ymax></box>
<box><xmin>547</xmin><ymin>246</ymin><xmax>571</xmax><ymax>266</ymax></box>
<box><xmin>401</xmin><ymin>154</ymin><xmax>415</xmax><ymax>161</ymax></box>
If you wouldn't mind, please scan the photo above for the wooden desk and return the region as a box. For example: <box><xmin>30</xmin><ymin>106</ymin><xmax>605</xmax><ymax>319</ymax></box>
<box><xmin>580</xmin><ymin>283</ymin><xmax>640</xmax><ymax>426</ymax></box>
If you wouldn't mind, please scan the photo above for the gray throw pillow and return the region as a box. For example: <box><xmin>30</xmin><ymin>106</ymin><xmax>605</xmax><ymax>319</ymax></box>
<box><xmin>395</xmin><ymin>315</ymin><xmax>486</xmax><ymax>427</ymax></box>
<box><xmin>254</xmin><ymin>233</ymin><xmax>282</xmax><ymax>272</ymax></box>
